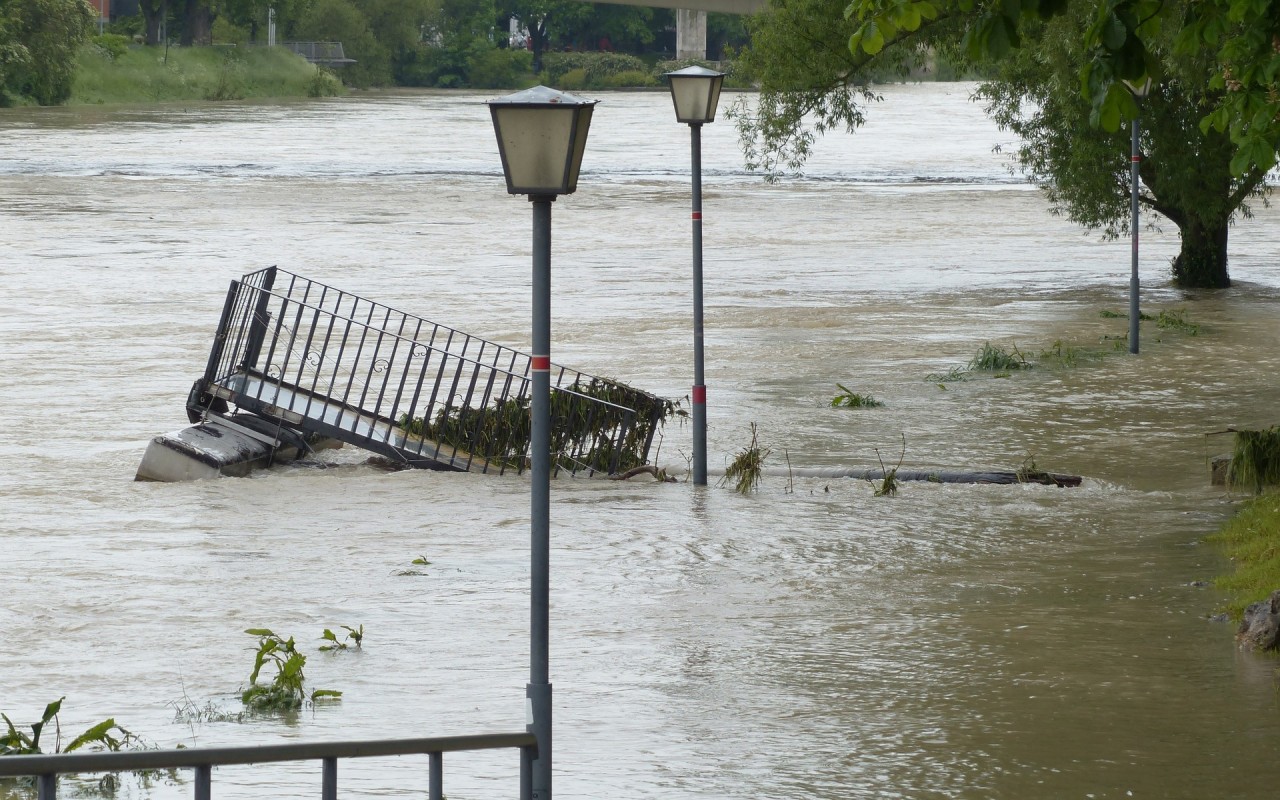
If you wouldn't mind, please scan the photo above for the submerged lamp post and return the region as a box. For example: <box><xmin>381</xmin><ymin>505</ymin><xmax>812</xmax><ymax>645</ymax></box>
<box><xmin>1123</xmin><ymin>77</ymin><xmax>1153</xmax><ymax>355</ymax></box>
<box><xmin>664</xmin><ymin>65</ymin><xmax>724</xmax><ymax>486</ymax></box>
<box><xmin>488</xmin><ymin>85</ymin><xmax>596</xmax><ymax>800</ymax></box>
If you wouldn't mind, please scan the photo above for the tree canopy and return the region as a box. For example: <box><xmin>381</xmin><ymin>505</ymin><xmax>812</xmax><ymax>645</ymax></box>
<box><xmin>735</xmin><ymin>0</ymin><xmax>1279</xmax><ymax>287</ymax></box>
<box><xmin>0</xmin><ymin>0</ymin><xmax>93</xmax><ymax>106</ymax></box>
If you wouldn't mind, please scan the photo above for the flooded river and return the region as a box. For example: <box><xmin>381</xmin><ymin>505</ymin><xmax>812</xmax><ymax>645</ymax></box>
<box><xmin>2</xmin><ymin>84</ymin><xmax>1280</xmax><ymax>798</ymax></box>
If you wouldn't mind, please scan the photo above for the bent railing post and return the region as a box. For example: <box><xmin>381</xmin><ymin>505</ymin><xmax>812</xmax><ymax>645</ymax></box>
<box><xmin>202</xmin><ymin>281</ymin><xmax>241</xmax><ymax>386</ymax></box>
<box><xmin>240</xmin><ymin>265</ymin><xmax>278</xmax><ymax>372</ymax></box>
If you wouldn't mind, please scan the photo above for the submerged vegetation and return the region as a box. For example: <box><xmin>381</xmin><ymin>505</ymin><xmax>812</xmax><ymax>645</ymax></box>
<box><xmin>925</xmin><ymin>307</ymin><xmax>1202</xmax><ymax>384</ymax></box>
<box><xmin>830</xmin><ymin>383</ymin><xmax>884</xmax><ymax>408</ymax></box>
<box><xmin>1209</xmin><ymin>491</ymin><xmax>1280</xmax><ymax>619</ymax></box>
<box><xmin>723</xmin><ymin>423</ymin><xmax>770</xmax><ymax>494</ymax></box>
<box><xmin>320</xmin><ymin>625</ymin><xmax>364</xmax><ymax>652</ymax></box>
<box><xmin>241</xmin><ymin>629</ymin><xmax>342</xmax><ymax>711</ymax></box>
<box><xmin>398</xmin><ymin>377</ymin><xmax>677</xmax><ymax>476</ymax></box>
<box><xmin>1227</xmin><ymin>428</ymin><xmax>1280</xmax><ymax>495</ymax></box>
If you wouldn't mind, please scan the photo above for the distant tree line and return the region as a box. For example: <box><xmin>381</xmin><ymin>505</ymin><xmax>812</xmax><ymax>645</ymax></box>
<box><xmin>108</xmin><ymin>0</ymin><xmax>749</xmax><ymax>88</ymax></box>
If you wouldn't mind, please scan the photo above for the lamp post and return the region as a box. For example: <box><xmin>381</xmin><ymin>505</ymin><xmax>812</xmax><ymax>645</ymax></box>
<box><xmin>1123</xmin><ymin>77</ymin><xmax>1153</xmax><ymax>355</ymax></box>
<box><xmin>488</xmin><ymin>85</ymin><xmax>596</xmax><ymax>800</ymax></box>
<box><xmin>664</xmin><ymin>65</ymin><xmax>724</xmax><ymax>486</ymax></box>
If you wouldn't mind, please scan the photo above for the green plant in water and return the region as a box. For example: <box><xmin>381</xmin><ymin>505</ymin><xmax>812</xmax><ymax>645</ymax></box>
<box><xmin>968</xmin><ymin>342</ymin><xmax>1031</xmax><ymax>372</ymax></box>
<box><xmin>1154</xmin><ymin>308</ymin><xmax>1200</xmax><ymax>335</ymax></box>
<box><xmin>1227</xmin><ymin>427</ymin><xmax>1280</xmax><ymax>494</ymax></box>
<box><xmin>411</xmin><ymin>555</ymin><xmax>432</xmax><ymax>565</ymax></box>
<box><xmin>830</xmin><ymin>383</ymin><xmax>884</xmax><ymax>408</ymax></box>
<box><xmin>722</xmin><ymin>423</ymin><xmax>770</xmax><ymax>494</ymax></box>
<box><xmin>1015</xmin><ymin>453</ymin><xmax>1048</xmax><ymax>483</ymax></box>
<box><xmin>4</xmin><ymin>698</ymin><xmax>158</xmax><ymax>796</ymax></box>
<box><xmin>869</xmin><ymin>434</ymin><xmax>906</xmax><ymax>497</ymax></box>
<box><xmin>925</xmin><ymin>365</ymin><xmax>969</xmax><ymax>383</ymax></box>
<box><xmin>319</xmin><ymin>625</ymin><xmax>364</xmax><ymax>652</ymax></box>
<box><xmin>398</xmin><ymin>376</ymin><xmax>679</xmax><ymax>476</ymax></box>
<box><xmin>241</xmin><ymin>629</ymin><xmax>341</xmax><ymax>711</ymax></box>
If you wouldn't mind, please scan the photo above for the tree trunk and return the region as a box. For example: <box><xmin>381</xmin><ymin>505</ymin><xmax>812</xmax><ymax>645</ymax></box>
<box><xmin>530</xmin><ymin>21</ymin><xmax>548</xmax><ymax>74</ymax></box>
<box><xmin>140</xmin><ymin>0</ymin><xmax>165</xmax><ymax>45</ymax></box>
<box><xmin>1171</xmin><ymin>215</ymin><xmax>1230</xmax><ymax>289</ymax></box>
<box><xmin>182</xmin><ymin>0</ymin><xmax>212</xmax><ymax>46</ymax></box>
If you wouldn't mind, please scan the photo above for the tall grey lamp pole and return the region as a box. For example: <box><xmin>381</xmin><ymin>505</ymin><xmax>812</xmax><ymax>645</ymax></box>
<box><xmin>488</xmin><ymin>85</ymin><xmax>597</xmax><ymax>800</ymax></box>
<box><xmin>1123</xmin><ymin>77</ymin><xmax>1153</xmax><ymax>355</ymax></box>
<box><xmin>665</xmin><ymin>65</ymin><xmax>724</xmax><ymax>486</ymax></box>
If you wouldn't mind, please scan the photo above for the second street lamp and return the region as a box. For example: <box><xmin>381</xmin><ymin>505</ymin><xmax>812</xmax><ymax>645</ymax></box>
<box><xmin>1123</xmin><ymin>76</ymin><xmax>1153</xmax><ymax>355</ymax></box>
<box><xmin>664</xmin><ymin>65</ymin><xmax>724</xmax><ymax>487</ymax></box>
<box><xmin>488</xmin><ymin>84</ymin><xmax>597</xmax><ymax>800</ymax></box>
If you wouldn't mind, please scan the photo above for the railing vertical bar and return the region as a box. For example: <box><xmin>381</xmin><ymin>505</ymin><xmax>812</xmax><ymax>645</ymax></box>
<box><xmin>368</xmin><ymin>310</ymin><xmax>409</xmax><ymax>438</ymax></box>
<box><xmin>355</xmin><ymin>308</ymin><xmax>393</xmax><ymax>416</ymax></box>
<box><xmin>255</xmin><ymin>294</ymin><xmax>290</xmax><ymax>402</ymax></box>
<box><xmin>610</xmin><ymin>411</ymin><xmax>636</xmax><ymax>475</ymax></box>
<box><xmin>339</xmin><ymin>299</ymin><xmax>378</xmax><ymax>416</ymax></box>
<box><xmin>401</xmin><ymin>325</ymin><xmax>441</xmax><ymax>456</ymax></box>
<box><xmin>520</xmin><ymin>743</ymin><xmax>534</xmax><ymax>800</ymax></box>
<box><xmin>297</xmin><ymin>303</ymin><xmax>324</xmax><ymax>420</ymax></box>
<box><xmin>37</xmin><ymin>773</ymin><xmax>56</xmax><ymax>800</ymax></box>
<box><xmin>194</xmin><ymin>764</ymin><xmax>211</xmax><ymax>800</ymax></box>
<box><xmin>429</xmin><ymin>752</ymin><xmax>443</xmax><ymax>800</ymax></box>
<box><xmin>386</xmin><ymin>317</ymin><xmax>426</xmax><ymax>433</ymax></box>
<box><xmin>221</xmin><ymin>282</ymin><xmax>258</xmax><ymax>382</ymax></box>
<box><xmin>322</xmin><ymin>757</ymin><xmax>337</xmax><ymax>800</ymax></box>
<box><xmin>456</xmin><ymin>341</ymin><xmax>488</xmax><ymax>470</ymax></box>
<box><xmin>325</xmin><ymin>295</ymin><xmax>359</xmax><ymax>407</ymax></box>
<box><xmin>201</xmin><ymin>282</ymin><xmax>241</xmax><ymax>386</ymax></box>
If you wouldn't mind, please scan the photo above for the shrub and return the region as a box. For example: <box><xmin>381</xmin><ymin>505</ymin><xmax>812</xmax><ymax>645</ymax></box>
<box><xmin>542</xmin><ymin>52</ymin><xmax>648</xmax><ymax>85</ymax></box>
<box><xmin>600</xmin><ymin>70</ymin><xmax>658</xmax><ymax>88</ymax></box>
<box><xmin>556</xmin><ymin>68</ymin><xmax>588</xmax><ymax>90</ymax></box>
<box><xmin>468</xmin><ymin>47</ymin><xmax>533</xmax><ymax>89</ymax></box>
<box><xmin>90</xmin><ymin>33</ymin><xmax>131</xmax><ymax>60</ymax></box>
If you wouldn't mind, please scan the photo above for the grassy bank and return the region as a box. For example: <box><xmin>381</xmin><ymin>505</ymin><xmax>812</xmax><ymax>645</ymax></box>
<box><xmin>71</xmin><ymin>40</ymin><xmax>342</xmax><ymax>105</ymax></box>
<box><xmin>1208</xmin><ymin>491</ymin><xmax>1280</xmax><ymax>618</ymax></box>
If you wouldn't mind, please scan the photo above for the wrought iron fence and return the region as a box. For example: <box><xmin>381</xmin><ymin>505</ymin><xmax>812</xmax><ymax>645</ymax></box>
<box><xmin>0</xmin><ymin>731</ymin><xmax>536</xmax><ymax>800</ymax></box>
<box><xmin>190</xmin><ymin>267</ymin><xmax>674</xmax><ymax>476</ymax></box>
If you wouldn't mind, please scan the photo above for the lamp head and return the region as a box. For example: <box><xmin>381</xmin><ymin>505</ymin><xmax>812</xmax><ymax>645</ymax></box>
<box><xmin>488</xmin><ymin>85</ymin><xmax>598</xmax><ymax>197</ymax></box>
<box><xmin>664</xmin><ymin>65</ymin><xmax>726</xmax><ymax>125</ymax></box>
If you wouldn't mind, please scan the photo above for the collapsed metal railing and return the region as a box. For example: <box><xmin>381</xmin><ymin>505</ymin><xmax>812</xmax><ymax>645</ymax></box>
<box><xmin>188</xmin><ymin>267</ymin><xmax>674</xmax><ymax>476</ymax></box>
<box><xmin>0</xmin><ymin>731</ymin><xmax>536</xmax><ymax>799</ymax></box>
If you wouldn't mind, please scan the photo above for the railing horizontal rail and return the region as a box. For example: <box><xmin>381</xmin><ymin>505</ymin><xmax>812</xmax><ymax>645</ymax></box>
<box><xmin>0</xmin><ymin>731</ymin><xmax>535</xmax><ymax>776</ymax></box>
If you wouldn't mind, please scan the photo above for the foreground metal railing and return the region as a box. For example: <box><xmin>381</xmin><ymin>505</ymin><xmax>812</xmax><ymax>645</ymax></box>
<box><xmin>0</xmin><ymin>731</ymin><xmax>536</xmax><ymax>800</ymax></box>
<box><xmin>189</xmin><ymin>267</ymin><xmax>673</xmax><ymax>476</ymax></box>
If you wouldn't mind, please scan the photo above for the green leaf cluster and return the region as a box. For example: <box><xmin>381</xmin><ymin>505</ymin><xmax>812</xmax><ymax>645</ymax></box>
<box><xmin>3</xmin><ymin>697</ymin><xmax>137</xmax><ymax>757</ymax></box>
<box><xmin>0</xmin><ymin>0</ymin><xmax>94</xmax><ymax>106</ymax></box>
<box><xmin>241</xmin><ymin>628</ymin><xmax>342</xmax><ymax>711</ymax></box>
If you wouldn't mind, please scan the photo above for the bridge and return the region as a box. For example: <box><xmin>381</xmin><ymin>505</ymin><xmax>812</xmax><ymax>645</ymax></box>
<box><xmin>573</xmin><ymin>0</ymin><xmax>767</xmax><ymax>60</ymax></box>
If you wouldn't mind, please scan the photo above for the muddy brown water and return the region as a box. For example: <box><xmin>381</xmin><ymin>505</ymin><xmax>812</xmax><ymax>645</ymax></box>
<box><xmin>2</xmin><ymin>85</ymin><xmax>1279</xmax><ymax>798</ymax></box>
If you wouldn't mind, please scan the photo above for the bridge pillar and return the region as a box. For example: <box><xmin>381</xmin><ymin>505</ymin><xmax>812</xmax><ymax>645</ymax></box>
<box><xmin>676</xmin><ymin>9</ymin><xmax>708</xmax><ymax>60</ymax></box>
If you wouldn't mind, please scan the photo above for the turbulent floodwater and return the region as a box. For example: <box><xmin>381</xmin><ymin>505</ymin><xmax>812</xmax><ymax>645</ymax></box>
<box><xmin>2</xmin><ymin>84</ymin><xmax>1280</xmax><ymax>799</ymax></box>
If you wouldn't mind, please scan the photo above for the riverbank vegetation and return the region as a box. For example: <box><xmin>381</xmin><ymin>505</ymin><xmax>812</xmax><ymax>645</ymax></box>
<box><xmin>72</xmin><ymin>39</ymin><xmax>343</xmax><ymax>103</ymax></box>
<box><xmin>1209</xmin><ymin>491</ymin><xmax>1280</xmax><ymax>619</ymax></box>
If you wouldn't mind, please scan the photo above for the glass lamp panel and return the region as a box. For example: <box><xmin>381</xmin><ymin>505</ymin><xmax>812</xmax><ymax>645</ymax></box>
<box><xmin>669</xmin><ymin>77</ymin><xmax>712</xmax><ymax>123</ymax></box>
<box><xmin>564</xmin><ymin>104</ymin><xmax>595</xmax><ymax>194</ymax></box>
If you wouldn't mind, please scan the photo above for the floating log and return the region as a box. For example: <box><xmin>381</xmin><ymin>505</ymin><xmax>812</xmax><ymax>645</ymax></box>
<box><xmin>756</xmin><ymin>466</ymin><xmax>1082</xmax><ymax>487</ymax></box>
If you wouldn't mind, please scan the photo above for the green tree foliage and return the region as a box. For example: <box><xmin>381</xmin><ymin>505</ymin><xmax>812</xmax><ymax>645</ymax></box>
<box><xmin>0</xmin><ymin>0</ymin><xmax>94</xmax><ymax>105</ymax></box>
<box><xmin>498</xmin><ymin>0</ymin><xmax>591</xmax><ymax>72</ymax></box>
<box><xmin>292</xmin><ymin>0</ymin><xmax>391</xmax><ymax>86</ymax></box>
<box><xmin>978</xmin><ymin>5</ymin><xmax>1270</xmax><ymax>287</ymax></box>
<box><xmin>736</xmin><ymin>0</ymin><xmax>1277</xmax><ymax>288</ymax></box>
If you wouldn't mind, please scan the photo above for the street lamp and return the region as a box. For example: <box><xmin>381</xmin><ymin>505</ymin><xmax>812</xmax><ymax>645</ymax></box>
<box><xmin>1123</xmin><ymin>76</ymin><xmax>1153</xmax><ymax>355</ymax></box>
<box><xmin>664</xmin><ymin>65</ymin><xmax>724</xmax><ymax>486</ymax></box>
<box><xmin>487</xmin><ymin>84</ymin><xmax>596</xmax><ymax>800</ymax></box>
